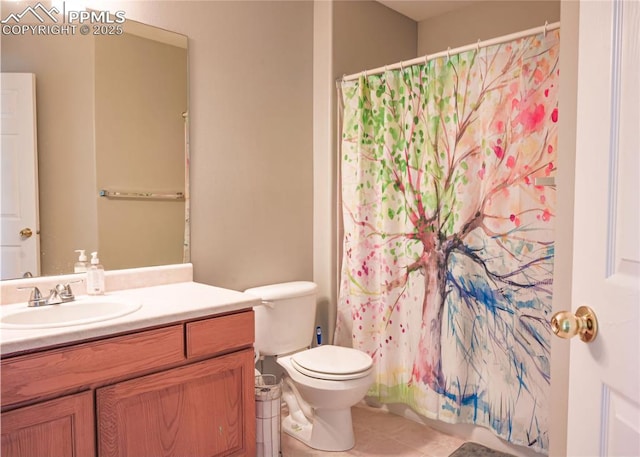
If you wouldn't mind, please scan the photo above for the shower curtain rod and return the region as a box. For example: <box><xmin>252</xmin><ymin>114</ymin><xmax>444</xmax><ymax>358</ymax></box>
<box><xmin>342</xmin><ymin>21</ymin><xmax>560</xmax><ymax>82</ymax></box>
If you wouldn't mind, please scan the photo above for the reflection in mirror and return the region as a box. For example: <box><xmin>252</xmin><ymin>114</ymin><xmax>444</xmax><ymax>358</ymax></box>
<box><xmin>1</xmin><ymin>13</ymin><xmax>188</xmax><ymax>279</ymax></box>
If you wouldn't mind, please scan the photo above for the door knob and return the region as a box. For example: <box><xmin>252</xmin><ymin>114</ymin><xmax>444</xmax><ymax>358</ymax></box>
<box><xmin>19</xmin><ymin>228</ymin><xmax>33</xmax><ymax>239</ymax></box>
<box><xmin>551</xmin><ymin>306</ymin><xmax>598</xmax><ymax>343</ymax></box>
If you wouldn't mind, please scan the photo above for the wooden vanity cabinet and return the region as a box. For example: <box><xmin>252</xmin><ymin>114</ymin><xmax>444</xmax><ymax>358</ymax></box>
<box><xmin>1</xmin><ymin>310</ymin><xmax>256</xmax><ymax>457</ymax></box>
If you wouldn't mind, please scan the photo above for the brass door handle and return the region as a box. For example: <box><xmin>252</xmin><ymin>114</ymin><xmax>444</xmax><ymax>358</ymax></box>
<box><xmin>19</xmin><ymin>228</ymin><xmax>33</xmax><ymax>239</ymax></box>
<box><xmin>551</xmin><ymin>306</ymin><xmax>598</xmax><ymax>343</ymax></box>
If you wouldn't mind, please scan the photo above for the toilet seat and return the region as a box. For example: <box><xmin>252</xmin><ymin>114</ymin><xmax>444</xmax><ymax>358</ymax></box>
<box><xmin>291</xmin><ymin>345</ymin><xmax>373</xmax><ymax>381</ymax></box>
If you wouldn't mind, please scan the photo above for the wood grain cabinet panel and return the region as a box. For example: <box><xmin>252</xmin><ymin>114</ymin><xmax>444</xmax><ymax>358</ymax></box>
<box><xmin>97</xmin><ymin>348</ymin><xmax>256</xmax><ymax>457</ymax></box>
<box><xmin>1</xmin><ymin>391</ymin><xmax>95</xmax><ymax>457</ymax></box>
<box><xmin>186</xmin><ymin>311</ymin><xmax>254</xmax><ymax>359</ymax></box>
<box><xmin>1</xmin><ymin>325</ymin><xmax>184</xmax><ymax>407</ymax></box>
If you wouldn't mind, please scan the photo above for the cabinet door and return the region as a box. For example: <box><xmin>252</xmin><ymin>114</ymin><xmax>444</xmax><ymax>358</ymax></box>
<box><xmin>1</xmin><ymin>390</ymin><xmax>95</xmax><ymax>457</ymax></box>
<box><xmin>97</xmin><ymin>348</ymin><xmax>256</xmax><ymax>457</ymax></box>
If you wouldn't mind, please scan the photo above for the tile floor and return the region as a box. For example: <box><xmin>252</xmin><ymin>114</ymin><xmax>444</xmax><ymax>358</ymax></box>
<box><xmin>280</xmin><ymin>402</ymin><xmax>465</xmax><ymax>457</ymax></box>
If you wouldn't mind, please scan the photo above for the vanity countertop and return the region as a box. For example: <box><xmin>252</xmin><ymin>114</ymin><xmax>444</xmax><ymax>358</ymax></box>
<box><xmin>0</xmin><ymin>281</ymin><xmax>259</xmax><ymax>356</ymax></box>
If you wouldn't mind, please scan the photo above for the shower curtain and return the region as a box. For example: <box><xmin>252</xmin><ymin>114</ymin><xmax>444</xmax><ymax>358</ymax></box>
<box><xmin>336</xmin><ymin>30</ymin><xmax>559</xmax><ymax>454</ymax></box>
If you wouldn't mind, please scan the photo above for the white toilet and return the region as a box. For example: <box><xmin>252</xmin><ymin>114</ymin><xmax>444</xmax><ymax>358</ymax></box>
<box><xmin>246</xmin><ymin>281</ymin><xmax>374</xmax><ymax>452</ymax></box>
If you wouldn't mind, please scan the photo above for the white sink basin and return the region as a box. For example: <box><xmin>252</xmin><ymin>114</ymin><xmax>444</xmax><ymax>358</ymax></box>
<box><xmin>0</xmin><ymin>296</ymin><xmax>142</xmax><ymax>329</ymax></box>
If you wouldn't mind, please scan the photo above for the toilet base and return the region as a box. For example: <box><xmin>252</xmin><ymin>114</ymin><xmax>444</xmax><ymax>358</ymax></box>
<box><xmin>282</xmin><ymin>407</ymin><xmax>355</xmax><ymax>452</ymax></box>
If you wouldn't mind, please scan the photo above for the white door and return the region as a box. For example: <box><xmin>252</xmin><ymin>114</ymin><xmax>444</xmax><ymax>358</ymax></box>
<box><xmin>1</xmin><ymin>73</ymin><xmax>40</xmax><ymax>279</ymax></box>
<box><xmin>562</xmin><ymin>0</ymin><xmax>640</xmax><ymax>455</ymax></box>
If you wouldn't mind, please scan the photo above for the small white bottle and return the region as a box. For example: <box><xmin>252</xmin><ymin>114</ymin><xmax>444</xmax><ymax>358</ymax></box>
<box><xmin>74</xmin><ymin>249</ymin><xmax>88</xmax><ymax>273</ymax></box>
<box><xmin>86</xmin><ymin>251</ymin><xmax>105</xmax><ymax>296</ymax></box>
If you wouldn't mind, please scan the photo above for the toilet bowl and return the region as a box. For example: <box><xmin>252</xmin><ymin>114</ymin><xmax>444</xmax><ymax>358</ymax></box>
<box><xmin>246</xmin><ymin>281</ymin><xmax>374</xmax><ymax>452</ymax></box>
<box><xmin>277</xmin><ymin>345</ymin><xmax>374</xmax><ymax>451</ymax></box>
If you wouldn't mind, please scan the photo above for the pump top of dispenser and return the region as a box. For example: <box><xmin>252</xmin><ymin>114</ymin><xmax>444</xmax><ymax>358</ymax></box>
<box><xmin>87</xmin><ymin>251</ymin><xmax>105</xmax><ymax>295</ymax></box>
<box><xmin>90</xmin><ymin>252</ymin><xmax>100</xmax><ymax>265</ymax></box>
<box><xmin>74</xmin><ymin>249</ymin><xmax>88</xmax><ymax>273</ymax></box>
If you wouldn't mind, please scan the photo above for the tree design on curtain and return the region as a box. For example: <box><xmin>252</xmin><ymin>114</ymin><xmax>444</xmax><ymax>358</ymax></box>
<box><xmin>337</xmin><ymin>31</ymin><xmax>559</xmax><ymax>453</ymax></box>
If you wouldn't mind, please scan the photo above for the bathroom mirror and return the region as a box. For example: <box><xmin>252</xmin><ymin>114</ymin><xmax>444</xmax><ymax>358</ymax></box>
<box><xmin>1</xmin><ymin>15</ymin><xmax>188</xmax><ymax>279</ymax></box>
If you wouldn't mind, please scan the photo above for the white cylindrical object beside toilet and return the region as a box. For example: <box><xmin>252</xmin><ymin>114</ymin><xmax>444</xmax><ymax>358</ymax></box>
<box><xmin>255</xmin><ymin>374</ymin><xmax>281</xmax><ymax>457</ymax></box>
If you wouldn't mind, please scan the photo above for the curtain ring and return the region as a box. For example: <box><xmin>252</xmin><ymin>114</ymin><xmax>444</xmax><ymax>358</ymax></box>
<box><xmin>447</xmin><ymin>47</ymin><xmax>451</xmax><ymax>61</ymax></box>
<box><xmin>400</xmin><ymin>61</ymin><xmax>405</xmax><ymax>72</ymax></box>
<box><xmin>476</xmin><ymin>39</ymin><xmax>481</xmax><ymax>52</ymax></box>
<box><xmin>424</xmin><ymin>54</ymin><xmax>428</xmax><ymax>66</ymax></box>
<box><xmin>544</xmin><ymin>21</ymin><xmax>548</xmax><ymax>37</ymax></box>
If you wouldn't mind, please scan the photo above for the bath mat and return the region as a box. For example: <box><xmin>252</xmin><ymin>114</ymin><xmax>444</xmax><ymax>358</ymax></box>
<box><xmin>449</xmin><ymin>442</ymin><xmax>516</xmax><ymax>457</ymax></box>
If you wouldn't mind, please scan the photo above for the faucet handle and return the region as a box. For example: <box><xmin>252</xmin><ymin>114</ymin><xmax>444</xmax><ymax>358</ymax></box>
<box><xmin>55</xmin><ymin>283</ymin><xmax>69</xmax><ymax>297</ymax></box>
<box><xmin>56</xmin><ymin>279</ymin><xmax>82</xmax><ymax>301</ymax></box>
<box><xmin>17</xmin><ymin>286</ymin><xmax>46</xmax><ymax>307</ymax></box>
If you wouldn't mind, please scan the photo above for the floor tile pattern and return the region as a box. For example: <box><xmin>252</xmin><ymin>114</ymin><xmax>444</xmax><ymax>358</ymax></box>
<box><xmin>281</xmin><ymin>403</ymin><xmax>465</xmax><ymax>457</ymax></box>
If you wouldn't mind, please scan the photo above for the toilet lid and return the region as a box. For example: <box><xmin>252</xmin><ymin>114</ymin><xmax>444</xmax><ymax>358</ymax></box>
<box><xmin>291</xmin><ymin>345</ymin><xmax>373</xmax><ymax>380</ymax></box>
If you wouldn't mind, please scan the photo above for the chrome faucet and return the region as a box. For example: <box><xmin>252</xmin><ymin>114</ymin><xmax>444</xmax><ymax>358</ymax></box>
<box><xmin>18</xmin><ymin>280</ymin><xmax>82</xmax><ymax>307</ymax></box>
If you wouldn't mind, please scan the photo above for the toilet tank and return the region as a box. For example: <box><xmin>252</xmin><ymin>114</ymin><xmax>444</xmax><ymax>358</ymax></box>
<box><xmin>245</xmin><ymin>281</ymin><xmax>318</xmax><ymax>357</ymax></box>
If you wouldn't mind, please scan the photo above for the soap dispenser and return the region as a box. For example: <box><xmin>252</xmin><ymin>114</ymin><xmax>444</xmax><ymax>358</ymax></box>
<box><xmin>74</xmin><ymin>250</ymin><xmax>88</xmax><ymax>273</ymax></box>
<box><xmin>87</xmin><ymin>251</ymin><xmax>105</xmax><ymax>296</ymax></box>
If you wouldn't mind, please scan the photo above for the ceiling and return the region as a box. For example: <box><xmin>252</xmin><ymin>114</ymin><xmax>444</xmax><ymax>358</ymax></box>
<box><xmin>376</xmin><ymin>1</ymin><xmax>477</xmax><ymax>22</ymax></box>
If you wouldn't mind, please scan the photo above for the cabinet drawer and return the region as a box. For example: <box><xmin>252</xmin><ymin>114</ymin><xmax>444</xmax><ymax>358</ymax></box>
<box><xmin>186</xmin><ymin>310</ymin><xmax>254</xmax><ymax>359</ymax></box>
<box><xmin>1</xmin><ymin>325</ymin><xmax>184</xmax><ymax>408</ymax></box>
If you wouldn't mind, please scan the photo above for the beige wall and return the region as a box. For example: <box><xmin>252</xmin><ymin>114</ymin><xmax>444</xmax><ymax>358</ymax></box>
<box><xmin>418</xmin><ymin>1</ymin><xmax>560</xmax><ymax>55</ymax></box>
<box><xmin>1</xmin><ymin>21</ymin><xmax>98</xmax><ymax>275</ymax></box>
<box><xmin>333</xmin><ymin>0</ymin><xmax>417</xmax><ymax>76</ymax></box>
<box><xmin>103</xmin><ymin>0</ymin><xmax>415</xmax><ymax>333</ymax></box>
<box><xmin>108</xmin><ymin>1</ymin><xmax>315</xmax><ymax>291</ymax></box>
<box><xmin>94</xmin><ymin>32</ymin><xmax>187</xmax><ymax>270</ymax></box>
